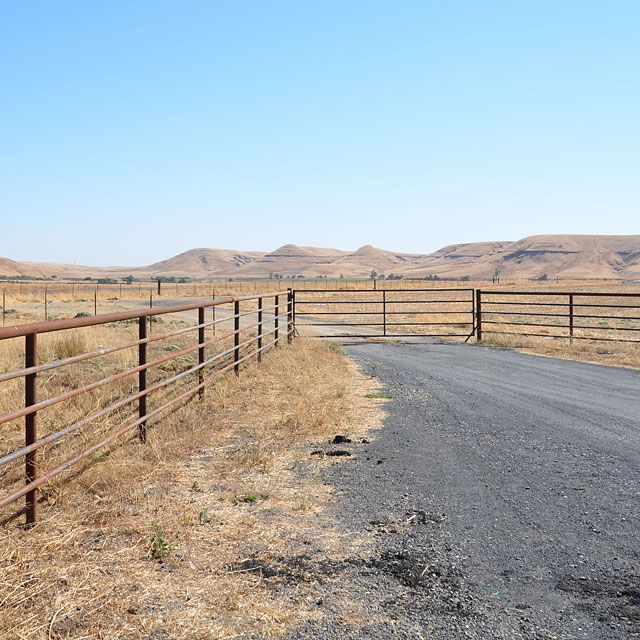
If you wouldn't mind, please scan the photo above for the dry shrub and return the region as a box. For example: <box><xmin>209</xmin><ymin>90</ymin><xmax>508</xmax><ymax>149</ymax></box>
<box><xmin>0</xmin><ymin>338</ymin><xmax>385</xmax><ymax>640</ymax></box>
<box><xmin>49</xmin><ymin>332</ymin><xmax>89</xmax><ymax>361</ymax></box>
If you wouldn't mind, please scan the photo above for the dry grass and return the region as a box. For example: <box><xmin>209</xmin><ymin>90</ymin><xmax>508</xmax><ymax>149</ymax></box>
<box><xmin>0</xmin><ymin>338</ymin><xmax>385</xmax><ymax>639</ymax></box>
<box><xmin>1</xmin><ymin>301</ymin><xmax>298</xmax><ymax>520</ymax></box>
<box><xmin>3</xmin><ymin>277</ymin><xmax>633</xmax><ymax>307</ymax></box>
<box><xmin>480</xmin><ymin>332</ymin><xmax>640</xmax><ymax>370</ymax></box>
<box><xmin>476</xmin><ymin>285</ymin><xmax>640</xmax><ymax>369</ymax></box>
<box><xmin>294</xmin><ymin>288</ymin><xmax>475</xmax><ymax>338</ymax></box>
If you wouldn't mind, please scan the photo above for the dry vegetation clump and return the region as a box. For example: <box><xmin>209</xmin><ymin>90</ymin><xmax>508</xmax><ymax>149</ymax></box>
<box><xmin>0</xmin><ymin>338</ymin><xmax>385</xmax><ymax>639</ymax></box>
<box><xmin>479</xmin><ymin>332</ymin><xmax>640</xmax><ymax>370</ymax></box>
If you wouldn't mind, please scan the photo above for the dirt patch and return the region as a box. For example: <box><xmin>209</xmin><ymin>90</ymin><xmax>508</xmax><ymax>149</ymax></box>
<box><xmin>557</xmin><ymin>575</ymin><xmax>640</xmax><ymax>627</ymax></box>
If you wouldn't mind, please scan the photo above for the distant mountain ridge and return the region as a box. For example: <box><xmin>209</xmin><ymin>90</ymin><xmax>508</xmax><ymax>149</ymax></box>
<box><xmin>1</xmin><ymin>235</ymin><xmax>639</xmax><ymax>280</ymax></box>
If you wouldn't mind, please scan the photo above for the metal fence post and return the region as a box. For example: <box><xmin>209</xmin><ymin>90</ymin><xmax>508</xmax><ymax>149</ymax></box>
<box><xmin>2</xmin><ymin>289</ymin><xmax>6</xmax><ymax>327</ymax></box>
<box><xmin>211</xmin><ymin>289</ymin><xmax>216</xmax><ymax>336</ymax></box>
<box><xmin>292</xmin><ymin>289</ymin><xmax>296</xmax><ymax>326</ymax></box>
<box><xmin>94</xmin><ymin>287</ymin><xmax>98</xmax><ymax>316</ymax></box>
<box><xmin>257</xmin><ymin>297</ymin><xmax>263</xmax><ymax>363</ymax></box>
<box><xmin>138</xmin><ymin>316</ymin><xmax>147</xmax><ymax>442</ymax></box>
<box><xmin>476</xmin><ymin>289</ymin><xmax>482</xmax><ymax>341</ymax></box>
<box><xmin>383</xmin><ymin>289</ymin><xmax>387</xmax><ymax>336</ymax></box>
<box><xmin>274</xmin><ymin>294</ymin><xmax>280</xmax><ymax>346</ymax></box>
<box><xmin>569</xmin><ymin>294</ymin><xmax>574</xmax><ymax>340</ymax></box>
<box><xmin>149</xmin><ymin>290</ymin><xmax>153</xmax><ymax>335</ymax></box>
<box><xmin>287</xmin><ymin>288</ymin><xmax>293</xmax><ymax>344</ymax></box>
<box><xmin>234</xmin><ymin>300</ymin><xmax>240</xmax><ymax>374</ymax></box>
<box><xmin>25</xmin><ymin>332</ymin><xmax>38</xmax><ymax>525</ymax></box>
<box><xmin>198</xmin><ymin>306</ymin><xmax>205</xmax><ymax>399</ymax></box>
<box><xmin>471</xmin><ymin>288</ymin><xmax>476</xmax><ymax>336</ymax></box>
<box><xmin>44</xmin><ymin>286</ymin><xmax>48</xmax><ymax>321</ymax></box>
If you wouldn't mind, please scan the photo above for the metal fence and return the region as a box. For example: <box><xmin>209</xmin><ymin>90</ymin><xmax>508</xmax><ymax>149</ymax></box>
<box><xmin>293</xmin><ymin>288</ymin><xmax>475</xmax><ymax>338</ymax></box>
<box><xmin>476</xmin><ymin>290</ymin><xmax>640</xmax><ymax>343</ymax></box>
<box><xmin>0</xmin><ymin>290</ymin><xmax>293</xmax><ymax>525</ymax></box>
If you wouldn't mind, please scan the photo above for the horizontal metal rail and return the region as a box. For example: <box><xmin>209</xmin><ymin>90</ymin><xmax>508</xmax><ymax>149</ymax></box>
<box><xmin>294</xmin><ymin>299</ymin><xmax>472</xmax><ymax>305</ymax></box>
<box><xmin>482</xmin><ymin>310</ymin><xmax>640</xmax><ymax>321</ymax></box>
<box><xmin>0</xmin><ymin>318</ymin><xmax>220</xmax><ymax>384</ymax></box>
<box><xmin>295</xmin><ymin>288</ymin><xmax>475</xmax><ymax>339</ymax></box>
<box><xmin>476</xmin><ymin>289</ymin><xmax>640</xmax><ymax>343</ymax></box>
<box><xmin>310</xmin><ymin>321</ymin><xmax>472</xmax><ymax>326</ymax></box>
<box><xmin>482</xmin><ymin>300</ymin><xmax>640</xmax><ymax>309</ymax></box>
<box><xmin>309</xmin><ymin>335</ymin><xmax>472</xmax><ymax>339</ymax></box>
<box><xmin>297</xmin><ymin>288</ymin><xmax>473</xmax><ymax>293</ymax></box>
<box><xmin>483</xmin><ymin>319</ymin><xmax>640</xmax><ymax>331</ymax></box>
<box><xmin>481</xmin><ymin>290</ymin><xmax>640</xmax><ymax>297</ymax></box>
<box><xmin>0</xmin><ymin>290</ymin><xmax>295</xmax><ymax>525</ymax></box>
<box><xmin>483</xmin><ymin>330</ymin><xmax>640</xmax><ymax>344</ymax></box>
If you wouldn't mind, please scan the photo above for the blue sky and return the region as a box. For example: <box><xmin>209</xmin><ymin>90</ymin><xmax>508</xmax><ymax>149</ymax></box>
<box><xmin>1</xmin><ymin>0</ymin><xmax>638</xmax><ymax>266</ymax></box>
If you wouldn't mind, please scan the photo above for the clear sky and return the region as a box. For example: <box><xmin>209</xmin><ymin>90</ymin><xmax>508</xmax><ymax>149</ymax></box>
<box><xmin>1</xmin><ymin>0</ymin><xmax>638</xmax><ymax>266</ymax></box>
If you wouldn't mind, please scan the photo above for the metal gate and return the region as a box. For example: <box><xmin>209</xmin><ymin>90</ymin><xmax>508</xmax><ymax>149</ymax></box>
<box><xmin>293</xmin><ymin>288</ymin><xmax>475</xmax><ymax>339</ymax></box>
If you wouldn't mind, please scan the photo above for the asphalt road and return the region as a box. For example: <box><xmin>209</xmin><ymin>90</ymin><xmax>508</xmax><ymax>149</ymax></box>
<box><xmin>286</xmin><ymin>342</ymin><xmax>640</xmax><ymax>639</ymax></box>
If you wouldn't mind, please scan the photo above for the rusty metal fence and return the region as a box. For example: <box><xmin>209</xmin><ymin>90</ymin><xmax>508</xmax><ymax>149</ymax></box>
<box><xmin>476</xmin><ymin>290</ymin><xmax>640</xmax><ymax>343</ymax></box>
<box><xmin>0</xmin><ymin>290</ymin><xmax>293</xmax><ymax>525</ymax></box>
<box><xmin>293</xmin><ymin>288</ymin><xmax>475</xmax><ymax>338</ymax></box>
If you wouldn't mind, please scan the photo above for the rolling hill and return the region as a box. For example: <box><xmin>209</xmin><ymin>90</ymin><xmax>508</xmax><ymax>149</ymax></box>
<box><xmin>1</xmin><ymin>235</ymin><xmax>639</xmax><ymax>281</ymax></box>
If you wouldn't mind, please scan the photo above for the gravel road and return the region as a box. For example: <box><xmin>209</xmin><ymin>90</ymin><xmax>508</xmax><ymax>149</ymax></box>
<box><xmin>285</xmin><ymin>342</ymin><xmax>640</xmax><ymax>639</ymax></box>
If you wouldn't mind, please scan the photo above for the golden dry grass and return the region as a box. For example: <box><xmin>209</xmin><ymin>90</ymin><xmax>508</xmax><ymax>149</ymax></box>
<box><xmin>1</xmin><ymin>299</ymin><xmax>295</xmax><ymax>520</ymax></box>
<box><xmin>480</xmin><ymin>332</ymin><xmax>640</xmax><ymax>369</ymax></box>
<box><xmin>0</xmin><ymin>338</ymin><xmax>385</xmax><ymax>639</ymax></box>
<box><xmin>2</xmin><ymin>277</ymin><xmax>632</xmax><ymax>308</ymax></box>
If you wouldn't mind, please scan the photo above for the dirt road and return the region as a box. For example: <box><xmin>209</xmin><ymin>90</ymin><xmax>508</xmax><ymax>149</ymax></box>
<box><xmin>285</xmin><ymin>342</ymin><xmax>639</xmax><ymax>639</ymax></box>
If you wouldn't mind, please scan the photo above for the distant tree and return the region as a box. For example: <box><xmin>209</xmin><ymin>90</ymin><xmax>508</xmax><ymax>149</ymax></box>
<box><xmin>370</xmin><ymin>270</ymin><xmax>378</xmax><ymax>280</ymax></box>
<box><xmin>123</xmin><ymin>275</ymin><xmax>135</xmax><ymax>284</ymax></box>
<box><xmin>536</xmin><ymin>273</ymin><xmax>548</xmax><ymax>281</ymax></box>
<box><xmin>339</xmin><ymin>273</ymin><xmax>344</xmax><ymax>279</ymax></box>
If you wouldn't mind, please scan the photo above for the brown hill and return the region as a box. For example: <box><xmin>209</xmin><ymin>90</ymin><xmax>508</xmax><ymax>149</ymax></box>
<box><xmin>1</xmin><ymin>235</ymin><xmax>639</xmax><ymax>281</ymax></box>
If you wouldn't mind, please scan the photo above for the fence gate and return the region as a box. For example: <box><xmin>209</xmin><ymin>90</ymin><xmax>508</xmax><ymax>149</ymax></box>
<box><xmin>293</xmin><ymin>288</ymin><xmax>475</xmax><ymax>339</ymax></box>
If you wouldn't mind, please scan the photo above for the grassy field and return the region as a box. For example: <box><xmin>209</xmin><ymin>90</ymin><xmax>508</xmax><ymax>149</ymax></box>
<box><xmin>2</xmin><ymin>276</ymin><xmax>634</xmax><ymax>312</ymax></box>
<box><xmin>1</xmin><ymin>279</ymin><xmax>638</xmax><ymax>637</ymax></box>
<box><xmin>0</xmin><ymin>295</ymin><xmax>294</xmax><ymax>523</ymax></box>
<box><xmin>0</xmin><ymin>338</ymin><xmax>385</xmax><ymax>639</ymax></box>
<box><xmin>3</xmin><ymin>278</ymin><xmax>639</xmax><ymax>368</ymax></box>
